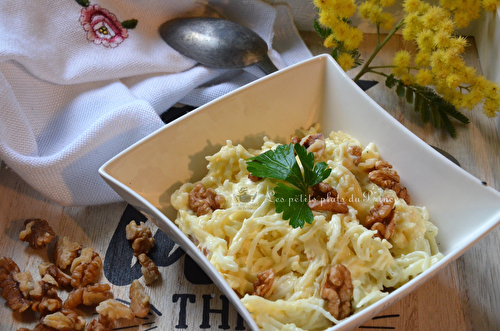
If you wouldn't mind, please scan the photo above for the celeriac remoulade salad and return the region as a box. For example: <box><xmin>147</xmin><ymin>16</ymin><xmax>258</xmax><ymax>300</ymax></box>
<box><xmin>171</xmin><ymin>126</ymin><xmax>443</xmax><ymax>331</ymax></box>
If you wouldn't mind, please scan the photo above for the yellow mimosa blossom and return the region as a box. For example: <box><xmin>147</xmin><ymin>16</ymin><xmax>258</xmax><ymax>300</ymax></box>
<box><xmin>379</xmin><ymin>12</ymin><xmax>395</xmax><ymax>30</ymax></box>
<box><xmin>334</xmin><ymin>20</ymin><xmax>353</xmax><ymax>41</ymax></box>
<box><xmin>393</xmin><ymin>50</ymin><xmax>412</xmax><ymax>68</ymax></box>
<box><xmin>433</xmin><ymin>31</ymin><xmax>453</xmax><ymax>49</ymax></box>
<box><xmin>436</xmin><ymin>19</ymin><xmax>455</xmax><ymax>35</ymax></box>
<box><xmin>336</xmin><ymin>52</ymin><xmax>355</xmax><ymax>71</ymax></box>
<box><xmin>401</xmin><ymin>73</ymin><xmax>416</xmax><ymax>85</ymax></box>
<box><xmin>416</xmin><ymin>69</ymin><xmax>434</xmax><ymax>86</ymax></box>
<box><xmin>415</xmin><ymin>51</ymin><xmax>431</xmax><ymax>67</ymax></box>
<box><xmin>380</xmin><ymin>0</ymin><xmax>396</xmax><ymax>7</ymax></box>
<box><xmin>421</xmin><ymin>6</ymin><xmax>449</xmax><ymax>29</ymax></box>
<box><xmin>358</xmin><ymin>1</ymin><xmax>375</xmax><ymax>19</ymax></box>
<box><xmin>318</xmin><ymin>8</ymin><xmax>339</xmax><ymax>28</ymax></box>
<box><xmin>416</xmin><ymin>29</ymin><xmax>434</xmax><ymax>53</ymax></box>
<box><xmin>445</xmin><ymin>74</ymin><xmax>462</xmax><ymax>89</ymax></box>
<box><xmin>482</xmin><ymin>0</ymin><xmax>500</xmax><ymax>11</ymax></box>
<box><xmin>324</xmin><ymin>34</ymin><xmax>337</xmax><ymax>49</ymax></box>
<box><xmin>403</xmin><ymin>0</ymin><xmax>423</xmax><ymax>13</ymax></box>
<box><xmin>449</xmin><ymin>36</ymin><xmax>469</xmax><ymax>54</ymax></box>
<box><xmin>402</xmin><ymin>12</ymin><xmax>422</xmax><ymax>41</ymax></box>
<box><xmin>343</xmin><ymin>27</ymin><xmax>364</xmax><ymax>50</ymax></box>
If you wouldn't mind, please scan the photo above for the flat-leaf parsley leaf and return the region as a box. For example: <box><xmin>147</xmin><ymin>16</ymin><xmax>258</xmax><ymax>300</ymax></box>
<box><xmin>246</xmin><ymin>143</ymin><xmax>332</xmax><ymax>228</ymax></box>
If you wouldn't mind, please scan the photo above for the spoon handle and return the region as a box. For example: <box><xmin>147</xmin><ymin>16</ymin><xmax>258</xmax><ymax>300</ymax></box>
<box><xmin>256</xmin><ymin>56</ymin><xmax>278</xmax><ymax>75</ymax></box>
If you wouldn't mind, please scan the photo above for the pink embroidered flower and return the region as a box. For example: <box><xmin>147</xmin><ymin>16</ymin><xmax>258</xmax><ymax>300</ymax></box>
<box><xmin>80</xmin><ymin>4</ymin><xmax>128</xmax><ymax>48</ymax></box>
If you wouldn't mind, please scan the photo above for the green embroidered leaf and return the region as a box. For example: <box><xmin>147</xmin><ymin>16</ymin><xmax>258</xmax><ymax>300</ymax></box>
<box><xmin>122</xmin><ymin>19</ymin><xmax>138</xmax><ymax>29</ymax></box>
<box><xmin>75</xmin><ymin>0</ymin><xmax>90</xmax><ymax>7</ymax></box>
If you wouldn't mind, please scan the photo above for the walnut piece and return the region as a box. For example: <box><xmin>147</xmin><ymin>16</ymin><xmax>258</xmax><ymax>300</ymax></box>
<box><xmin>13</xmin><ymin>271</ymin><xmax>35</xmax><ymax>298</ymax></box>
<box><xmin>366</xmin><ymin>160</ymin><xmax>411</xmax><ymax>204</ymax></box>
<box><xmin>39</xmin><ymin>262</ymin><xmax>72</xmax><ymax>288</ymax></box>
<box><xmin>96</xmin><ymin>299</ymin><xmax>134</xmax><ymax>322</ymax></box>
<box><xmin>188</xmin><ymin>183</ymin><xmax>225</xmax><ymax>216</ymax></box>
<box><xmin>83</xmin><ymin>283</ymin><xmax>113</xmax><ymax>306</ymax></box>
<box><xmin>347</xmin><ymin>145</ymin><xmax>363</xmax><ymax>166</ymax></box>
<box><xmin>129</xmin><ymin>279</ymin><xmax>150</xmax><ymax>318</ymax></box>
<box><xmin>19</xmin><ymin>219</ymin><xmax>55</xmax><ymax>250</ymax></box>
<box><xmin>54</xmin><ymin>236</ymin><xmax>82</xmax><ymax>270</ymax></box>
<box><xmin>321</xmin><ymin>264</ymin><xmax>353</xmax><ymax>320</ymax></box>
<box><xmin>308</xmin><ymin>182</ymin><xmax>349</xmax><ymax>214</ymax></box>
<box><xmin>125</xmin><ymin>221</ymin><xmax>155</xmax><ymax>256</ymax></box>
<box><xmin>138</xmin><ymin>254</ymin><xmax>160</xmax><ymax>285</ymax></box>
<box><xmin>252</xmin><ymin>268</ymin><xmax>275</xmax><ymax>298</ymax></box>
<box><xmin>42</xmin><ymin>309</ymin><xmax>86</xmax><ymax>331</ymax></box>
<box><xmin>292</xmin><ymin>133</ymin><xmax>325</xmax><ymax>159</ymax></box>
<box><xmin>70</xmin><ymin>248</ymin><xmax>102</xmax><ymax>288</ymax></box>
<box><xmin>248</xmin><ymin>174</ymin><xmax>262</xmax><ymax>182</ymax></box>
<box><xmin>364</xmin><ymin>196</ymin><xmax>397</xmax><ymax>240</ymax></box>
<box><xmin>63</xmin><ymin>287</ymin><xmax>83</xmax><ymax>309</ymax></box>
<box><xmin>0</xmin><ymin>257</ymin><xmax>31</xmax><ymax>312</ymax></box>
<box><xmin>30</xmin><ymin>274</ymin><xmax>63</xmax><ymax>315</ymax></box>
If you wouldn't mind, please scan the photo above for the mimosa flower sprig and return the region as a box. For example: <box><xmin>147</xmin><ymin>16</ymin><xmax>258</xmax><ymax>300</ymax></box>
<box><xmin>313</xmin><ymin>0</ymin><xmax>500</xmax><ymax>137</ymax></box>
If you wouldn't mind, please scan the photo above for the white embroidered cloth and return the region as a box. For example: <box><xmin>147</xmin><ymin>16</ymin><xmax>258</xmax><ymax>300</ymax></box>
<box><xmin>0</xmin><ymin>0</ymin><xmax>312</xmax><ymax>206</ymax></box>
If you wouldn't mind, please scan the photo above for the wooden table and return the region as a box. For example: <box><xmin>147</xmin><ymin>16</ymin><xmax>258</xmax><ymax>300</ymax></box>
<box><xmin>1</xmin><ymin>32</ymin><xmax>499</xmax><ymax>331</ymax></box>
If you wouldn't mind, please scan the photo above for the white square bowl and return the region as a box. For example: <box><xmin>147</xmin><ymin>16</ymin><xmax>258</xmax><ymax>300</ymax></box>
<box><xmin>99</xmin><ymin>54</ymin><xmax>500</xmax><ymax>331</ymax></box>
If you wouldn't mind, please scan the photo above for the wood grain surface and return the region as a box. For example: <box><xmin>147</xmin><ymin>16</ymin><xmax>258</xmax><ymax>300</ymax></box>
<box><xmin>1</xmin><ymin>32</ymin><xmax>499</xmax><ymax>331</ymax></box>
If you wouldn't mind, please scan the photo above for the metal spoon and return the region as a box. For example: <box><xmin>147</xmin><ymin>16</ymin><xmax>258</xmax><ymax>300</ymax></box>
<box><xmin>159</xmin><ymin>17</ymin><xmax>278</xmax><ymax>75</ymax></box>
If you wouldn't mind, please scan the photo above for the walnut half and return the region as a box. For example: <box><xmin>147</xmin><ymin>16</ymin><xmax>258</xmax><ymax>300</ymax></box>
<box><xmin>321</xmin><ymin>264</ymin><xmax>353</xmax><ymax>320</ymax></box>
<box><xmin>188</xmin><ymin>183</ymin><xmax>225</xmax><ymax>216</ymax></box>
<box><xmin>129</xmin><ymin>279</ymin><xmax>150</xmax><ymax>318</ymax></box>
<box><xmin>19</xmin><ymin>219</ymin><xmax>55</xmax><ymax>250</ymax></box>
<box><xmin>252</xmin><ymin>268</ymin><xmax>275</xmax><ymax>298</ymax></box>
<box><xmin>0</xmin><ymin>257</ymin><xmax>31</xmax><ymax>312</ymax></box>
<box><xmin>308</xmin><ymin>182</ymin><xmax>349</xmax><ymax>214</ymax></box>
<box><xmin>138</xmin><ymin>254</ymin><xmax>160</xmax><ymax>285</ymax></box>
<box><xmin>364</xmin><ymin>195</ymin><xmax>397</xmax><ymax>240</ymax></box>
<box><xmin>125</xmin><ymin>221</ymin><xmax>155</xmax><ymax>256</ymax></box>
<box><xmin>366</xmin><ymin>160</ymin><xmax>411</xmax><ymax>205</ymax></box>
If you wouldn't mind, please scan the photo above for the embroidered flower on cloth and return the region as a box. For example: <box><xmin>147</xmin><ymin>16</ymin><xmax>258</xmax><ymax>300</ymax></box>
<box><xmin>76</xmin><ymin>0</ymin><xmax>137</xmax><ymax>48</ymax></box>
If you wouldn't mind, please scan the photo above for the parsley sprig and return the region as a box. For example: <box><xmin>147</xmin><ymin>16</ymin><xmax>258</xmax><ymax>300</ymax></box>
<box><xmin>246</xmin><ymin>143</ymin><xmax>332</xmax><ymax>228</ymax></box>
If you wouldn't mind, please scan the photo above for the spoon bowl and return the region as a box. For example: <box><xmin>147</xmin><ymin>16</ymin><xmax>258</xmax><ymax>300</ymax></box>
<box><xmin>159</xmin><ymin>17</ymin><xmax>278</xmax><ymax>74</ymax></box>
